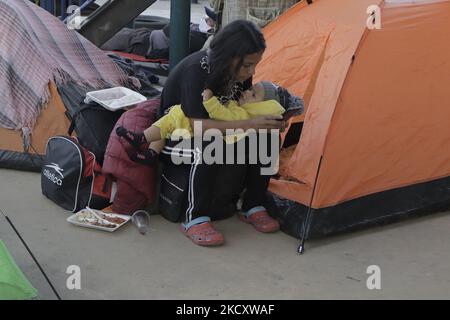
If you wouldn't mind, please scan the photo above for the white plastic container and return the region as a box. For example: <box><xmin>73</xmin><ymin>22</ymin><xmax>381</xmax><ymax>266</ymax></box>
<box><xmin>84</xmin><ymin>87</ymin><xmax>147</xmax><ymax>111</ymax></box>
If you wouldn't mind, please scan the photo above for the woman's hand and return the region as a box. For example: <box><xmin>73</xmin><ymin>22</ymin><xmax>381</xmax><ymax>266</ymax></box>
<box><xmin>202</xmin><ymin>89</ymin><xmax>214</xmax><ymax>101</ymax></box>
<box><xmin>246</xmin><ymin>115</ymin><xmax>286</xmax><ymax>131</ymax></box>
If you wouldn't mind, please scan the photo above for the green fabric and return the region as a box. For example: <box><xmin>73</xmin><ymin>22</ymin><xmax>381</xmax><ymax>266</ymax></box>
<box><xmin>0</xmin><ymin>240</ymin><xmax>38</xmax><ymax>300</ymax></box>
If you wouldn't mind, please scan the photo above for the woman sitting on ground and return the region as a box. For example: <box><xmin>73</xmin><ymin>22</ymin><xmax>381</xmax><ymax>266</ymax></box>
<box><xmin>127</xmin><ymin>20</ymin><xmax>286</xmax><ymax>247</ymax></box>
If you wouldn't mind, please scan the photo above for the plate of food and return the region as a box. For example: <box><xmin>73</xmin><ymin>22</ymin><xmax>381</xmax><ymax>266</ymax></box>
<box><xmin>67</xmin><ymin>207</ymin><xmax>131</xmax><ymax>232</ymax></box>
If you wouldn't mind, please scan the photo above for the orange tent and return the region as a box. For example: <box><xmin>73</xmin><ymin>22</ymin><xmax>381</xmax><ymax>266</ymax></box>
<box><xmin>0</xmin><ymin>83</ymin><xmax>70</xmax><ymax>171</ymax></box>
<box><xmin>255</xmin><ymin>0</ymin><xmax>450</xmax><ymax>241</ymax></box>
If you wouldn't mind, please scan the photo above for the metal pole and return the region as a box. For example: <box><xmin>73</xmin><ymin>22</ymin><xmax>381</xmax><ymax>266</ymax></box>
<box><xmin>297</xmin><ymin>156</ymin><xmax>323</xmax><ymax>255</ymax></box>
<box><xmin>169</xmin><ymin>0</ymin><xmax>191</xmax><ymax>70</ymax></box>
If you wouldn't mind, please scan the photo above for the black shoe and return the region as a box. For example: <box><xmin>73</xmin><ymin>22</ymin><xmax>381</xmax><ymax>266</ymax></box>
<box><xmin>129</xmin><ymin>149</ymin><xmax>158</xmax><ymax>166</ymax></box>
<box><xmin>116</xmin><ymin>126</ymin><xmax>146</xmax><ymax>149</ymax></box>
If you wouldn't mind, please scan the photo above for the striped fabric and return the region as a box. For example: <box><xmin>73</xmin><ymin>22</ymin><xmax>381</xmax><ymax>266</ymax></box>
<box><xmin>0</xmin><ymin>0</ymin><xmax>128</xmax><ymax>131</ymax></box>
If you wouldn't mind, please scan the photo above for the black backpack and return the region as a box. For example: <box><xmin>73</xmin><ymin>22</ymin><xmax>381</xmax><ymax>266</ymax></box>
<box><xmin>158</xmin><ymin>162</ymin><xmax>190</xmax><ymax>222</ymax></box>
<box><xmin>41</xmin><ymin>136</ymin><xmax>113</xmax><ymax>212</ymax></box>
<box><xmin>57</xmin><ymin>83</ymin><xmax>125</xmax><ymax>165</ymax></box>
<box><xmin>158</xmin><ymin>158</ymin><xmax>246</xmax><ymax>222</ymax></box>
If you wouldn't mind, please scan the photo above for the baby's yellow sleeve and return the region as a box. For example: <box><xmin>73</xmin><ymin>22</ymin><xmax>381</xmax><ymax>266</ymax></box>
<box><xmin>242</xmin><ymin>100</ymin><xmax>285</xmax><ymax>118</ymax></box>
<box><xmin>203</xmin><ymin>97</ymin><xmax>251</xmax><ymax>121</ymax></box>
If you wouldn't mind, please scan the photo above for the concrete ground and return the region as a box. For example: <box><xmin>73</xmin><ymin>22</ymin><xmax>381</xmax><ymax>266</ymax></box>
<box><xmin>95</xmin><ymin>0</ymin><xmax>210</xmax><ymax>23</ymax></box>
<box><xmin>1</xmin><ymin>168</ymin><xmax>449</xmax><ymax>300</ymax></box>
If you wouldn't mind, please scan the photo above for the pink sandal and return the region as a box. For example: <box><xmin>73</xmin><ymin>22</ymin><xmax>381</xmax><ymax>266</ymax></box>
<box><xmin>240</xmin><ymin>208</ymin><xmax>280</xmax><ymax>233</ymax></box>
<box><xmin>180</xmin><ymin>221</ymin><xmax>225</xmax><ymax>246</ymax></box>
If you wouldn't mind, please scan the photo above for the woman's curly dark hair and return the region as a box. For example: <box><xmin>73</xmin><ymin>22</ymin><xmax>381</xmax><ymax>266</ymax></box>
<box><xmin>206</xmin><ymin>20</ymin><xmax>266</xmax><ymax>96</ymax></box>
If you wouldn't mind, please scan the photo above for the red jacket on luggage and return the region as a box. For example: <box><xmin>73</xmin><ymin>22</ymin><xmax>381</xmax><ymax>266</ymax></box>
<box><xmin>102</xmin><ymin>98</ymin><xmax>160</xmax><ymax>214</ymax></box>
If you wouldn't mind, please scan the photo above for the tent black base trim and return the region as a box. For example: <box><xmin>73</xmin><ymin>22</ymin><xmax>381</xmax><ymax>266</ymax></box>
<box><xmin>265</xmin><ymin>175</ymin><xmax>450</xmax><ymax>239</ymax></box>
<box><xmin>0</xmin><ymin>150</ymin><xmax>43</xmax><ymax>172</ymax></box>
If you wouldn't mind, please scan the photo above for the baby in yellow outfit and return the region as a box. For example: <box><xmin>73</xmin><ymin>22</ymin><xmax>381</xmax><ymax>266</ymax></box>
<box><xmin>116</xmin><ymin>81</ymin><xmax>303</xmax><ymax>165</ymax></box>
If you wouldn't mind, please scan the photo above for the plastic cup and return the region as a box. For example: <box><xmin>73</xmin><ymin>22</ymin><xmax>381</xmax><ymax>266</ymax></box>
<box><xmin>131</xmin><ymin>210</ymin><xmax>150</xmax><ymax>235</ymax></box>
